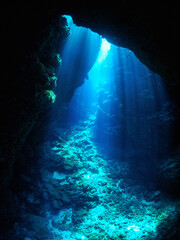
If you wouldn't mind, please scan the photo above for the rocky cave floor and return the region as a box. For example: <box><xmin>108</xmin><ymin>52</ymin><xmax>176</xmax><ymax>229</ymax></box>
<box><xmin>4</xmin><ymin>115</ymin><xmax>180</xmax><ymax>240</ymax></box>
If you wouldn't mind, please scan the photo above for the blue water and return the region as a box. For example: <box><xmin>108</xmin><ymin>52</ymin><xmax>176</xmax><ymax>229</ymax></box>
<box><xmin>42</xmin><ymin>16</ymin><xmax>175</xmax><ymax>240</ymax></box>
<box><xmin>59</xmin><ymin>15</ymin><xmax>170</xmax><ymax>164</ymax></box>
<box><xmin>4</xmin><ymin>15</ymin><xmax>177</xmax><ymax>240</ymax></box>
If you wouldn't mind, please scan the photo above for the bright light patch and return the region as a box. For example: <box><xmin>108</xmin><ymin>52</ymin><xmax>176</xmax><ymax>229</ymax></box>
<box><xmin>127</xmin><ymin>225</ymin><xmax>140</xmax><ymax>232</ymax></box>
<box><xmin>101</xmin><ymin>38</ymin><xmax>111</xmax><ymax>52</ymax></box>
<box><xmin>97</xmin><ymin>38</ymin><xmax>111</xmax><ymax>63</ymax></box>
<box><xmin>62</xmin><ymin>15</ymin><xmax>74</xmax><ymax>26</ymax></box>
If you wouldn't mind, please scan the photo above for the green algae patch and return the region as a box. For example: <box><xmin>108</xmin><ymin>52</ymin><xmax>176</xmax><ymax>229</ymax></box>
<box><xmin>45</xmin><ymin>90</ymin><xmax>56</xmax><ymax>103</ymax></box>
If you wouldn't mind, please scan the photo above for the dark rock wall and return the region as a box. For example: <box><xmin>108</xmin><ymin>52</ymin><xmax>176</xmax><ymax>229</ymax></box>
<box><xmin>0</xmin><ymin>8</ymin><xmax>69</xmax><ymax>225</ymax></box>
<box><xmin>68</xmin><ymin>2</ymin><xmax>180</xmax><ymax>85</ymax></box>
<box><xmin>158</xmin><ymin>148</ymin><xmax>180</xmax><ymax>194</ymax></box>
<box><xmin>0</xmin><ymin>1</ymin><xmax>180</xmax><ymax>225</ymax></box>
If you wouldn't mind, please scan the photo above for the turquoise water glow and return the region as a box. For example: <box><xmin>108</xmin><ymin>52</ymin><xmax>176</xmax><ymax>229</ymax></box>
<box><xmin>49</xmin><ymin>15</ymin><xmax>174</xmax><ymax>240</ymax></box>
<box><xmin>97</xmin><ymin>38</ymin><xmax>111</xmax><ymax>63</ymax></box>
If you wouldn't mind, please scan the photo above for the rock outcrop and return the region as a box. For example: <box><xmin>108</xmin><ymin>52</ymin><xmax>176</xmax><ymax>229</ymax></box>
<box><xmin>158</xmin><ymin>149</ymin><xmax>180</xmax><ymax>195</ymax></box>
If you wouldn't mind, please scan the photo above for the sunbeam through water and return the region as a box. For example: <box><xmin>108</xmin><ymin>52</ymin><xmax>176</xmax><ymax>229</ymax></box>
<box><xmin>39</xmin><ymin>15</ymin><xmax>176</xmax><ymax>240</ymax></box>
<box><xmin>2</xmin><ymin>10</ymin><xmax>180</xmax><ymax>240</ymax></box>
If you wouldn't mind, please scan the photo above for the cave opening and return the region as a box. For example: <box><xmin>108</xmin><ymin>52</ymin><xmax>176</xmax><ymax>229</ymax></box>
<box><xmin>31</xmin><ymin>15</ymin><xmax>176</xmax><ymax>239</ymax></box>
<box><xmin>5</xmin><ymin>14</ymin><xmax>180</xmax><ymax>240</ymax></box>
<box><xmin>57</xmin><ymin>15</ymin><xmax>170</xmax><ymax>167</ymax></box>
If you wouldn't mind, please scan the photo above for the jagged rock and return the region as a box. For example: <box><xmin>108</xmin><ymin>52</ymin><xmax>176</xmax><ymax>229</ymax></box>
<box><xmin>26</xmin><ymin>214</ymin><xmax>50</xmax><ymax>239</ymax></box>
<box><xmin>156</xmin><ymin>210</ymin><xmax>180</xmax><ymax>240</ymax></box>
<box><xmin>158</xmin><ymin>149</ymin><xmax>180</xmax><ymax>194</ymax></box>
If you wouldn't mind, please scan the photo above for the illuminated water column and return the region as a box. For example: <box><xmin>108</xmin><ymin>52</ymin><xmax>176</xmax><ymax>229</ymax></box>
<box><xmin>89</xmin><ymin>42</ymin><xmax>169</xmax><ymax>161</ymax></box>
<box><xmin>60</xmin><ymin>15</ymin><xmax>169</xmax><ymax>162</ymax></box>
<box><xmin>59</xmin><ymin>15</ymin><xmax>101</xmax><ymax>103</ymax></box>
<box><xmin>112</xmin><ymin>46</ymin><xmax>169</xmax><ymax>160</ymax></box>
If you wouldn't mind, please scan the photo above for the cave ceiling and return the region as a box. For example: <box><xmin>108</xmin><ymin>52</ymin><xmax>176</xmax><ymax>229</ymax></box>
<box><xmin>1</xmin><ymin>1</ymin><xmax>179</xmax><ymax>85</ymax></box>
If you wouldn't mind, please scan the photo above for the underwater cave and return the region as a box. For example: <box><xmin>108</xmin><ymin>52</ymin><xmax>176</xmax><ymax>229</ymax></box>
<box><xmin>1</xmin><ymin>3</ymin><xmax>180</xmax><ymax>240</ymax></box>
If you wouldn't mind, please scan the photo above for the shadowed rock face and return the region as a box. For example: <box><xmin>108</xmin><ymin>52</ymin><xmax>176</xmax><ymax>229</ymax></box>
<box><xmin>67</xmin><ymin>2</ymin><xmax>180</xmax><ymax>85</ymax></box>
<box><xmin>1</xmin><ymin>2</ymin><xmax>180</xmax><ymax>84</ymax></box>
<box><xmin>0</xmin><ymin>1</ymin><xmax>180</xmax><ymax>226</ymax></box>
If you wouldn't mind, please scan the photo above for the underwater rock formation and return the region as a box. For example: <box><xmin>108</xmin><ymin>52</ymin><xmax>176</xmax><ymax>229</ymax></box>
<box><xmin>0</xmin><ymin>14</ymin><xmax>69</xmax><ymax>226</ymax></box>
<box><xmin>0</xmin><ymin>1</ymin><xmax>180</xmax><ymax>236</ymax></box>
<box><xmin>68</xmin><ymin>2</ymin><xmax>180</xmax><ymax>85</ymax></box>
<box><xmin>3</xmin><ymin>115</ymin><xmax>180</xmax><ymax>240</ymax></box>
<box><xmin>158</xmin><ymin>149</ymin><xmax>180</xmax><ymax>194</ymax></box>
